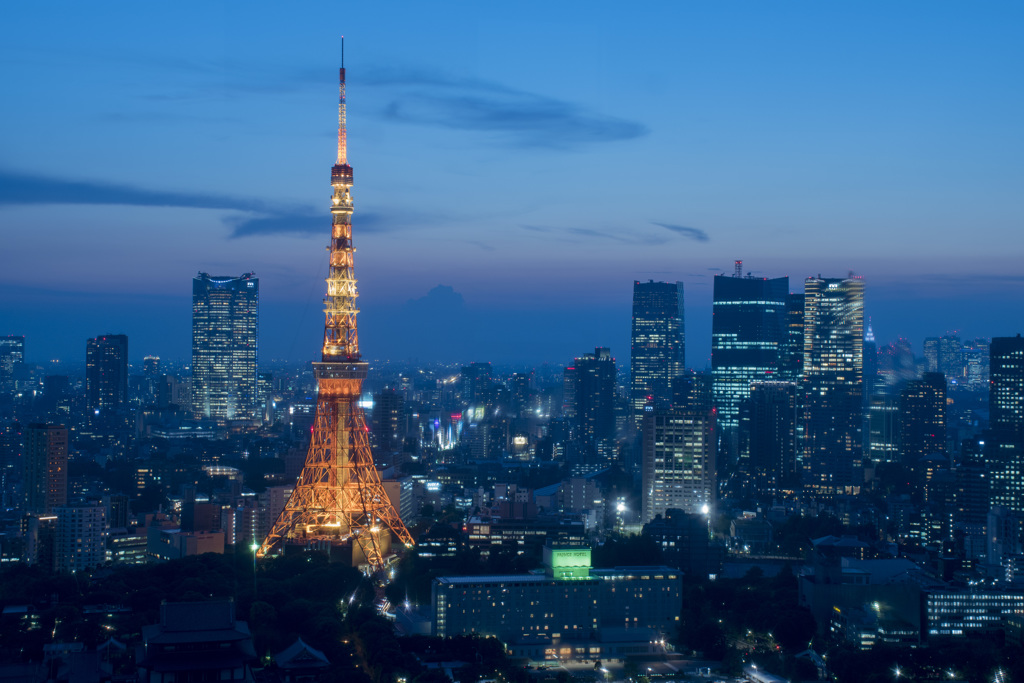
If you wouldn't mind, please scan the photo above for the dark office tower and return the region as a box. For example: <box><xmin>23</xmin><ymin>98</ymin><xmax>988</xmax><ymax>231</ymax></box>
<box><xmin>963</xmin><ymin>338</ymin><xmax>990</xmax><ymax>391</ymax></box>
<box><xmin>673</xmin><ymin>371</ymin><xmax>714</xmax><ymax>412</ymax></box>
<box><xmin>923</xmin><ymin>338</ymin><xmax>940</xmax><ymax>373</ymax></box>
<box><xmin>900</xmin><ymin>372</ymin><xmax>946</xmax><ymax>500</ymax></box>
<box><xmin>571</xmin><ymin>347</ymin><xmax>617</xmax><ymax>464</ymax></box>
<box><xmin>371</xmin><ymin>388</ymin><xmax>406</xmax><ymax>464</ymax></box>
<box><xmin>863</xmin><ymin>320</ymin><xmax>878</xmax><ymax>403</ymax></box>
<box><xmin>511</xmin><ymin>371</ymin><xmax>534</xmax><ymax>417</ymax></box>
<box><xmin>711</xmin><ymin>269</ymin><xmax>788</xmax><ymax>458</ymax></box>
<box><xmin>630</xmin><ymin>280</ymin><xmax>685</xmax><ymax>428</ymax></box>
<box><xmin>562</xmin><ymin>366</ymin><xmax>577</xmax><ymax>419</ymax></box>
<box><xmin>867</xmin><ymin>395</ymin><xmax>899</xmax><ymax>464</ymax></box>
<box><xmin>779</xmin><ymin>293</ymin><xmax>804</xmax><ymax>381</ymax></box>
<box><xmin>191</xmin><ymin>272</ymin><xmax>259</xmax><ymax>424</ymax></box>
<box><xmin>0</xmin><ymin>336</ymin><xmax>25</xmax><ymax>393</ymax></box>
<box><xmin>989</xmin><ymin>335</ymin><xmax>1024</xmax><ymax>513</ymax></box>
<box><xmin>641</xmin><ymin>408</ymin><xmax>715</xmax><ymax>522</ymax></box>
<box><xmin>143</xmin><ymin>356</ymin><xmax>160</xmax><ymax>377</ymax></box>
<box><xmin>878</xmin><ymin>338</ymin><xmax>916</xmax><ymax>391</ymax></box>
<box><xmin>460</xmin><ymin>362</ymin><xmax>493</xmax><ymax>405</ymax></box>
<box><xmin>24</xmin><ymin>423</ymin><xmax>67</xmax><ymax>514</ymax></box>
<box><xmin>86</xmin><ymin>334</ymin><xmax>128</xmax><ymax>414</ymax></box>
<box><xmin>803</xmin><ymin>275</ymin><xmax>864</xmax><ymax>496</ymax></box>
<box><xmin>739</xmin><ymin>381</ymin><xmax>798</xmax><ymax>498</ymax></box>
<box><xmin>938</xmin><ymin>335</ymin><xmax>963</xmax><ymax>383</ymax></box>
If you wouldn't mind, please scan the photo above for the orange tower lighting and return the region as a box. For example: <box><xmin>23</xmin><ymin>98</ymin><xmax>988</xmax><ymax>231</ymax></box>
<box><xmin>258</xmin><ymin>49</ymin><xmax>414</xmax><ymax>569</ymax></box>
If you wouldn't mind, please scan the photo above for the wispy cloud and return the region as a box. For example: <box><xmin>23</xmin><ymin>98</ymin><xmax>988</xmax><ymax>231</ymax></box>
<box><xmin>364</xmin><ymin>67</ymin><xmax>649</xmax><ymax>150</ymax></box>
<box><xmin>652</xmin><ymin>222</ymin><xmax>710</xmax><ymax>242</ymax></box>
<box><xmin>520</xmin><ymin>220</ymin><xmax>709</xmax><ymax>246</ymax></box>
<box><xmin>0</xmin><ymin>169</ymin><xmax>267</xmax><ymax>212</ymax></box>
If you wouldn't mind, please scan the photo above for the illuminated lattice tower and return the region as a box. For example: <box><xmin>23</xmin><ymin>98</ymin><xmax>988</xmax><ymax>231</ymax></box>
<box><xmin>259</xmin><ymin>58</ymin><xmax>414</xmax><ymax>569</ymax></box>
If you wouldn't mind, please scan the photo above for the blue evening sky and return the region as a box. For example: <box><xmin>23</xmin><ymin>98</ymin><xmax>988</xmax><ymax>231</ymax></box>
<box><xmin>2</xmin><ymin>2</ymin><xmax>1022</xmax><ymax>367</ymax></box>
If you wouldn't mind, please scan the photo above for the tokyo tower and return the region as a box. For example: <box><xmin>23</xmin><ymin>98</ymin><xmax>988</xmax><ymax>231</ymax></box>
<box><xmin>258</xmin><ymin>51</ymin><xmax>414</xmax><ymax>570</ymax></box>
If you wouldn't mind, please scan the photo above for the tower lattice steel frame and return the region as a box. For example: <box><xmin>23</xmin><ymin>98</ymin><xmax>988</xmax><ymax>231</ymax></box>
<box><xmin>258</xmin><ymin>57</ymin><xmax>414</xmax><ymax>569</ymax></box>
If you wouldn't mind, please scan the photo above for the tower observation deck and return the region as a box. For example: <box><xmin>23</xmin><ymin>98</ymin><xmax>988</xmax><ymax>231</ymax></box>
<box><xmin>258</xmin><ymin>54</ymin><xmax>414</xmax><ymax>570</ymax></box>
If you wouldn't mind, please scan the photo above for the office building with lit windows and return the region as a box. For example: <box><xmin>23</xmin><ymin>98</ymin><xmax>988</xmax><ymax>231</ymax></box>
<box><xmin>0</xmin><ymin>335</ymin><xmax>25</xmax><ymax>393</ymax></box>
<box><xmin>191</xmin><ymin>272</ymin><xmax>259</xmax><ymax>424</ymax></box>
<box><xmin>431</xmin><ymin>547</ymin><xmax>680</xmax><ymax>660</ymax></box>
<box><xmin>641</xmin><ymin>408</ymin><xmax>715</xmax><ymax>522</ymax></box>
<box><xmin>630</xmin><ymin>280</ymin><xmax>685</xmax><ymax>428</ymax></box>
<box><xmin>711</xmin><ymin>266</ymin><xmax>788</xmax><ymax>458</ymax></box>
<box><xmin>988</xmin><ymin>335</ymin><xmax>1024</xmax><ymax>513</ymax></box>
<box><xmin>802</xmin><ymin>275</ymin><xmax>864</xmax><ymax>495</ymax></box>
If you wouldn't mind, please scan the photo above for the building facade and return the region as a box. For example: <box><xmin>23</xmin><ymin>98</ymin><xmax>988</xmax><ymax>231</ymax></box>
<box><xmin>86</xmin><ymin>334</ymin><xmax>128</xmax><ymax>414</ymax></box>
<box><xmin>24</xmin><ymin>423</ymin><xmax>68</xmax><ymax>514</ymax></box>
<box><xmin>641</xmin><ymin>408</ymin><xmax>715</xmax><ymax>521</ymax></box>
<box><xmin>711</xmin><ymin>269</ymin><xmax>788</xmax><ymax>458</ymax></box>
<box><xmin>191</xmin><ymin>272</ymin><xmax>259</xmax><ymax>424</ymax></box>
<box><xmin>802</xmin><ymin>276</ymin><xmax>864</xmax><ymax>496</ymax></box>
<box><xmin>630</xmin><ymin>280</ymin><xmax>685</xmax><ymax>428</ymax></box>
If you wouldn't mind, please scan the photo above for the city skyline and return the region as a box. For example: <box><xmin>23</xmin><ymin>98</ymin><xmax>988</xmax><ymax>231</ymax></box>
<box><xmin>3</xmin><ymin>2</ymin><xmax>1023</xmax><ymax>365</ymax></box>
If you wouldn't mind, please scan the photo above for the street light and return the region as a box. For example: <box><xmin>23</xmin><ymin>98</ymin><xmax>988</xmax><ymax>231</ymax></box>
<box><xmin>250</xmin><ymin>542</ymin><xmax>260</xmax><ymax>596</ymax></box>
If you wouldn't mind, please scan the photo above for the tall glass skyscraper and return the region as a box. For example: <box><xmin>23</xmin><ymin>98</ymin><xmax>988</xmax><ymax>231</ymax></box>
<box><xmin>802</xmin><ymin>275</ymin><xmax>864</xmax><ymax>496</ymax></box>
<box><xmin>711</xmin><ymin>269</ymin><xmax>788</xmax><ymax>459</ymax></box>
<box><xmin>191</xmin><ymin>272</ymin><xmax>259</xmax><ymax>424</ymax></box>
<box><xmin>630</xmin><ymin>280</ymin><xmax>685</xmax><ymax>428</ymax></box>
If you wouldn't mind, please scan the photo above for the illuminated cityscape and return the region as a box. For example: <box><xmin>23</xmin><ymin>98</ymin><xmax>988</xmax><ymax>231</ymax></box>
<box><xmin>1</xmin><ymin>4</ymin><xmax>1024</xmax><ymax>682</ymax></box>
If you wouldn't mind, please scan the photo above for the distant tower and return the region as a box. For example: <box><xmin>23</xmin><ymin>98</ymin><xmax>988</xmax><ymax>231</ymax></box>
<box><xmin>86</xmin><ymin>334</ymin><xmax>128</xmax><ymax>414</ymax></box>
<box><xmin>259</xmin><ymin>56</ymin><xmax>413</xmax><ymax>568</ymax></box>
<box><xmin>0</xmin><ymin>335</ymin><xmax>25</xmax><ymax>393</ymax></box>
<box><xmin>191</xmin><ymin>273</ymin><xmax>259</xmax><ymax>423</ymax></box>
<box><xmin>802</xmin><ymin>275</ymin><xmax>864</xmax><ymax>496</ymax></box>
<box><xmin>630</xmin><ymin>280</ymin><xmax>685</xmax><ymax>428</ymax></box>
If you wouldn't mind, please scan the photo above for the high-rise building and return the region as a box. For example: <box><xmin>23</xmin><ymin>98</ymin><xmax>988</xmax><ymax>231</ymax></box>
<box><xmin>191</xmin><ymin>272</ymin><xmax>259</xmax><ymax>423</ymax></box>
<box><xmin>24</xmin><ymin>423</ymin><xmax>67</xmax><ymax>514</ymax></box>
<box><xmin>899</xmin><ymin>372</ymin><xmax>946</xmax><ymax>500</ymax></box>
<box><xmin>963</xmin><ymin>338</ymin><xmax>990</xmax><ymax>392</ymax></box>
<box><xmin>371</xmin><ymin>388</ymin><xmax>406</xmax><ymax>465</ymax></box>
<box><xmin>867</xmin><ymin>395</ymin><xmax>899</xmax><ymax>464</ymax></box>
<box><xmin>630</xmin><ymin>280</ymin><xmax>685</xmax><ymax>427</ymax></box>
<box><xmin>938</xmin><ymin>335</ymin><xmax>963</xmax><ymax>384</ymax></box>
<box><xmin>988</xmin><ymin>335</ymin><xmax>1024</xmax><ymax>513</ymax></box>
<box><xmin>711</xmin><ymin>266</ymin><xmax>788</xmax><ymax>460</ymax></box>
<box><xmin>568</xmin><ymin>348</ymin><xmax>617</xmax><ymax>465</ymax></box>
<box><xmin>780</xmin><ymin>293</ymin><xmax>805</xmax><ymax>381</ymax></box>
<box><xmin>0</xmin><ymin>335</ymin><xmax>25</xmax><ymax>393</ymax></box>
<box><xmin>86</xmin><ymin>334</ymin><xmax>128</xmax><ymax>414</ymax></box>
<box><xmin>54</xmin><ymin>502</ymin><xmax>106</xmax><ymax>573</ymax></box>
<box><xmin>802</xmin><ymin>275</ymin><xmax>864</xmax><ymax>496</ymax></box>
<box><xmin>739</xmin><ymin>381</ymin><xmax>798</xmax><ymax>498</ymax></box>
<box><xmin>923</xmin><ymin>338</ymin><xmax>940</xmax><ymax>374</ymax></box>
<box><xmin>641</xmin><ymin>407</ymin><xmax>715</xmax><ymax>522</ymax></box>
<box><xmin>863</xmin><ymin>320</ymin><xmax>878</xmax><ymax>402</ymax></box>
<box><xmin>900</xmin><ymin>372</ymin><xmax>946</xmax><ymax>465</ymax></box>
